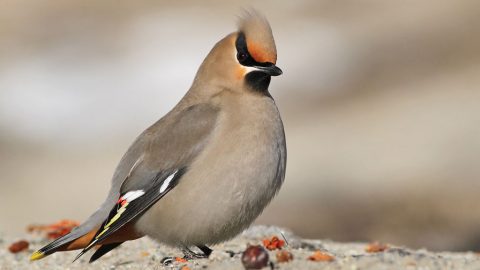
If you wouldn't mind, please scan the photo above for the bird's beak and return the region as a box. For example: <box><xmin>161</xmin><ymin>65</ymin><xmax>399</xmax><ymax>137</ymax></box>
<box><xmin>254</xmin><ymin>63</ymin><xmax>283</xmax><ymax>76</ymax></box>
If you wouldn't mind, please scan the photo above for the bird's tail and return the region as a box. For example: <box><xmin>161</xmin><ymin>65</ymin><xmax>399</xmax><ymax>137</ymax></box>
<box><xmin>30</xmin><ymin>226</ymin><xmax>99</xmax><ymax>261</ymax></box>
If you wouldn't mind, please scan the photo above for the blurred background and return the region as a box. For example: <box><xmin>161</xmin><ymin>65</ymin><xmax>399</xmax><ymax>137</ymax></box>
<box><xmin>1</xmin><ymin>0</ymin><xmax>479</xmax><ymax>252</ymax></box>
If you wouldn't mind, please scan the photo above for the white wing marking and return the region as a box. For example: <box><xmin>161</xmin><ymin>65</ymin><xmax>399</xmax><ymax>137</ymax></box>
<box><xmin>159</xmin><ymin>170</ymin><xmax>178</xmax><ymax>193</ymax></box>
<box><xmin>122</xmin><ymin>190</ymin><xmax>145</xmax><ymax>202</ymax></box>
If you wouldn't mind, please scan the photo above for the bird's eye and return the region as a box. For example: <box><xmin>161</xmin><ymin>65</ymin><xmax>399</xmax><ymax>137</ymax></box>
<box><xmin>237</xmin><ymin>52</ymin><xmax>248</xmax><ymax>63</ymax></box>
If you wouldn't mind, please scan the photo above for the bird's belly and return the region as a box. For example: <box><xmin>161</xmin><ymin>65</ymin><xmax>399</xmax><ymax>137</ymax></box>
<box><xmin>135</xmin><ymin>132</ymin><xmax>283</xmax><ymax>247</ymax></box>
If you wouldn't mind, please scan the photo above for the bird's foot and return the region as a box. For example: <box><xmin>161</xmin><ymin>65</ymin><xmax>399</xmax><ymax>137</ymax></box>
<box><xmin>161</xmin><ymin>245</ymin><xmax>212</xmax><ymax>265</ymax></box>
<box><xmin>182</xmin><ymin>245</ymin><xmax>213</xmax><ymax>260</ymax></box>
<box><xmin>160</xmin><ymin>256</ymin><xmax>175</xmax><ymax>266</ymax></box>
<box><xmin>196</xmin><ymin>245</ymin><xmax>213</xmax><ymax>257</ymax></box>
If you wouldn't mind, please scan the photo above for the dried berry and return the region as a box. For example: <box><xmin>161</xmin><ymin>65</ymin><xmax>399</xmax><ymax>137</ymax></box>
<box><xmin>276</xmin><ymin>250</ymin><xmax>293</xmax><ymax>263</ymax></box>
<box><xmin>242</xmin><ymin>245</ymin><xmax>269</xmax><ymax>269</ymax></box>
<box><xmin>262</xmin><ymin>236</ymin><xmax>285</xmax><ymax>250</ymax></box>
<box><xmin>366</xmin><ymin>242</ymin><xmax>389</xmax><ymax>253</ymax></box>
<box><xmin>308</xmin><ymin>250</ymin><xmax>334</xmax><ymax>262</ymax></box>
<box><xmin>175</xmin><ymin>257</ymin><xmax>188</xmax><ymax>263</ymax></box>
<box><xmin>8</xmin><ymin>240</ymin><xmax>29</xmax><ymax>253</ymax></box>
<box><xmin>46</xmin><ymin>220</ymin><xmax>80</xmax><ymax>239</ymax></box>
<box><xmin>27</xmin><ymin>219</ymin><xmax>79</xmax><ymax>239</ymax></box>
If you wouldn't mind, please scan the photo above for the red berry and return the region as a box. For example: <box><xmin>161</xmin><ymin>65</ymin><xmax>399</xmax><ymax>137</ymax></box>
<box><xmin>241</xmin><ymin>245</ymin><xmax>269</xmax><ymax>269</ymax></box>
<box><xmin>8</xmin><ymin>240</ymin><xmax>29</xmax><ymax>253</ymax></box>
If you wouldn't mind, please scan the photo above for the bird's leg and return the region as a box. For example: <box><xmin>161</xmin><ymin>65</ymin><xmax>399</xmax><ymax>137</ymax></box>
<box><xmin>181</xmin><ymin>245</ymin><xmax>212</xmax><ymax>259</ymax></box>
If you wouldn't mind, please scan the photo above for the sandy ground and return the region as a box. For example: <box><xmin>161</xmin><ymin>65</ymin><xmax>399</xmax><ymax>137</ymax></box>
<box><xmin>2</xmin><ymin>226</ymin><xmax>480</xmax><ymax>270</ymax></box>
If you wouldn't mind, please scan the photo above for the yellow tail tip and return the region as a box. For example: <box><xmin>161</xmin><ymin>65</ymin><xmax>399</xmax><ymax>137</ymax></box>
<box><xmin>30</xmin><ymin>251</ymin><xmax>45</xmax><ymax>261</ymax></box>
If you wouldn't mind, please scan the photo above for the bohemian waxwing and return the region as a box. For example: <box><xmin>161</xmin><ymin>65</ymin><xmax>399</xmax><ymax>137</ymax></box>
<box><xmin>31</xmin><ymin>9</ymin><xmax>285</xmax><ymax>262</ymax></box>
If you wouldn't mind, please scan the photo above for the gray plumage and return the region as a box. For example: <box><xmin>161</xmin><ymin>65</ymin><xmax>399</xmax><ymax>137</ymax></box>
<box><xmin>136</xmin><ymin>92</ymin><xmax>286</xmax><ymax>247</ymax></box>
<box><xmin>32</xmin><ymin>9</ymin><xmax>285</xmax><ymax>262</ymax></box>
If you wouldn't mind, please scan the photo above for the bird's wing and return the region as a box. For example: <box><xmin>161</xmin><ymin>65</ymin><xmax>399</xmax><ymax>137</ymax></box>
<box><xmin>73</xmin><ymin>167</ymin><xmax>188</xmax><ymax>261</ymax></box>
<box><xmin>89</xmin><ymin>242</ymin><xmax>123</xmax><ymax>263</ymax></box>
<box><xmin>32</xmin><ymin>103</ymin><xmax>219</xmax><ymax>262</ymax></box>
<box><xmin>30</xmin><ymin>125</ymin><xmax>155</xmax><ymax>261</ymax></box>
<box><xmin>73</xmin><ymin>103</ymin><xmax>219</xmax><ymax>262</ymax></box>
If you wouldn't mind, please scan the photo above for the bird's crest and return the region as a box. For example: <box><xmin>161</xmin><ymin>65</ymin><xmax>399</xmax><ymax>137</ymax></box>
<box><xmin>237</xmin><ymin>9</ymin><xmax>277</xmax><ymax>64</ymax></box>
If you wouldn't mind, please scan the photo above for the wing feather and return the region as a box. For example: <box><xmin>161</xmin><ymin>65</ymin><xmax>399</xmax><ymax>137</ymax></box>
<box><xmin>32</xmin><ymin>103</ymin><xmax>218</xmax><ymax>261</ymax></box>
<box><xmin>73</xmin><ymin>168</ymin><xmax>186</xmax><ymax>262</ymax></box>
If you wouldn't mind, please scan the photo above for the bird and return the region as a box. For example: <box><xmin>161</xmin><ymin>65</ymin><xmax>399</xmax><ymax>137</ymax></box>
<box><xmin>31</xmin><ymin>9</ymin><xmax>286</xmax><ymax>263</ymax></box>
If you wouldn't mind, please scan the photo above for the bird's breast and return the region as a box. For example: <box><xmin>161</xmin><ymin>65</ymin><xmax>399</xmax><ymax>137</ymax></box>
<box><xmin>136</xmin><ymin>95</ymin><xmax>286</xmax><ymax>246</ymax></box>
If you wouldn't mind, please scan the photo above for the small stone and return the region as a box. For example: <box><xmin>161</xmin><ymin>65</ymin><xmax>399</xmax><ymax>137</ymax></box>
<box><xmin>276</xmin><ymin>250</ymin><xmax>293</xmax><ymax>263</ymax></box>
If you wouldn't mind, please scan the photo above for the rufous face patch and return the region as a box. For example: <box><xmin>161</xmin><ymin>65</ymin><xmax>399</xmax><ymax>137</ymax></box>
<box><xmin>247</xmin><ymin>42</ymin><xmax>277</xmax><ymax>64</ymax></box>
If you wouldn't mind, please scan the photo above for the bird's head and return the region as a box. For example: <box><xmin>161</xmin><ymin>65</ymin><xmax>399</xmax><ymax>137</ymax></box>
<box><xmin>193</xmin><ymin>10</ymin><xmax>282</xmax><ymax>95</ymax></box>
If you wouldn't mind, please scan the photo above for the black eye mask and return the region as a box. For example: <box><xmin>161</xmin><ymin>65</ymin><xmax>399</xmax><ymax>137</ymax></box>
<box><xmin>235</xmin><ymin>32</ymin><xmax>258</xmax><ymax>67</ymax></box>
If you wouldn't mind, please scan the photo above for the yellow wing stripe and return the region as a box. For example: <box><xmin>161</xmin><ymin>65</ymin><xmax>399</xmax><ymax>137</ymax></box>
<box><xmin>96</xmin><ymin>202</ymin><xmax>129</xmax><ymax>239</ymax></box>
